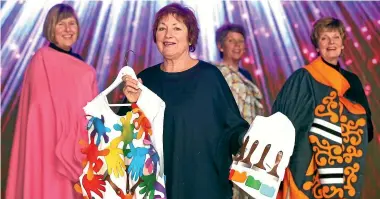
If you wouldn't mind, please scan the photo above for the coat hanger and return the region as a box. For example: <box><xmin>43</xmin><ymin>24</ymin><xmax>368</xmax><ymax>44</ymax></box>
<box><xmin>101</xmin><ymin>50</ymin><xmax>140</xmax><ymax>107</ymax></box>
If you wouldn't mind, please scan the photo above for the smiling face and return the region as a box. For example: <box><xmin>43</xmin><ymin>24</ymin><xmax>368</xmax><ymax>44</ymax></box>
<box><xmin>54</xmin><ymin>16</ymin><xmax>78</xmax><ymax>51</ymax></box>
<box><xmin>155</xmin><ymin>14</ymin><xmax>190</xmax><ymax>60</ymax></box>
<box><xmin>316</xmin><ymin>29</ymin><xmax>343</xmax><ymax>64</ymax></box>
<box><xmin>218</xmin><ymin>31</ymin><xmax>246</xmax><ymax>62</ymax></box>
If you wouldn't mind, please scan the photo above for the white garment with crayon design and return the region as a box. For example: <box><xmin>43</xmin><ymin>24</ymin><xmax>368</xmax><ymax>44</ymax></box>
<box><xmin>77</xmin><ymin>83</ymin><xmax>166</xmax><ymax>199</ymax></box>
<box><xmin>230</xmin><ymin>112</ymin><xmax>295</xmax><ymax>199</ymax></box>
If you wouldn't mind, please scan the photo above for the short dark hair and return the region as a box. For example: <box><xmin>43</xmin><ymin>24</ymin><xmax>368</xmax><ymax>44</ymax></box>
<box><xmin>152</xmin><ymin>3</ymin><xmax>199</xmax><ymax>52</ymax></box>
<box><xmin>311</xmin><ymin>17</ymin><xmax>346</xmax><ymax>49</ymax></box>
<box><xmin>215</xmin><ymin>23</ymin><xmax>246</xmax><ymax>58</ymax></box>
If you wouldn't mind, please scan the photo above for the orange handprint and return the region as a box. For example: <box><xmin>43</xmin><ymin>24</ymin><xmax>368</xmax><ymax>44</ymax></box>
<box><xmin>131</xmin><ymin>103</ymin><xmax>152</xmax><ymax>139</ymax></box>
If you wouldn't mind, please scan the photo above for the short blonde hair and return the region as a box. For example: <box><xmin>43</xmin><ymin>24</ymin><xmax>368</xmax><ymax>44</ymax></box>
<box><xmin>311</xmin><ymin>17</ymin><xmax>346</xmax><ymax>49</ymax></box>
<box><xmin>43</xmin><ymin>4</ymin><xmax>80</xmax><ymax>43</ymax></box>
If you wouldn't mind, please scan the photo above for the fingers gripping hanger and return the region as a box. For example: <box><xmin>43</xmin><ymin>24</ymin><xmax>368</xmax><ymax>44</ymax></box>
<box><xmin>101</xmin><ymin>50</ymin><xmax>140</xmax><ymax>107</ymax></box>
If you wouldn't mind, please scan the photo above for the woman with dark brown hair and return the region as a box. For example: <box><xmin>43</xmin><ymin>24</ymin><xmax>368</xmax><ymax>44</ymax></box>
<box><xmin>119</xmin><ymin>3</ymin><xmax>249</xmax><ymax>199</ymax></box>
<box><xmin>273</xmin><ymin>17</ymin><xmax>373</xmax><ymax>199</ymax></box>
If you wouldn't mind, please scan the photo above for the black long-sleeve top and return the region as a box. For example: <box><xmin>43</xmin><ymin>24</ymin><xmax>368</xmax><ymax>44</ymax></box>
<box><xmin>118</xmin><ymin>60</ymin><xmax>249</xmax><ymax>199</ymax></box>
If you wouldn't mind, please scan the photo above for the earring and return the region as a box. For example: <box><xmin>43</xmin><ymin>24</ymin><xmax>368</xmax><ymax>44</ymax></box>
<box><xmin>189</xmin><ymin>42</ymin><xmax>192</xmax><ymax>46</ymax></box>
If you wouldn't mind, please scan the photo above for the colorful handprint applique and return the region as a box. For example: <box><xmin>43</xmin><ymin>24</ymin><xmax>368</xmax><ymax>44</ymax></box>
<box><xmin>139</xmin><ymin>173</ymin><xmax>158</xmax><ymax>199</ymax></box>
<box><xmin>153</xmin><ymin>181</ymin><xmax>167</xmax><ymax>199</ymax></box>
<box><xmin>78</xmin><ymin>93</ymin><xmax>166</xmax><ymax>198</ymax></box>
<box><xmin>87</xmin><ymin>115</ymin><xmax>111</xmax><ymax>145</ymax></box>
<box><xmin>105</xmin><ymin>137</ymin><xmax>126</xmax><ymax>178</ymax></box>
<box><xmin>113</xmin><ymin>111</ymin><xmax>136</xmax><ymax>156</ymax></box>
<box><xmin>131</xmin><ymin>104</ymin><xmax>152</xmax><ymax>140</ymax></box>
<box><xmin>79</xmin><ymin>136</ymin><xmax>109</xmax><ymax>180</ymax></box>
<box><xmin>146</xmin><ymin>145</ymin><xmax>159</xmax><ymax>174</ymax></box>
<box><xmin>127</xmin><ymin>144</ymin><xmax>149</xmax><ymax>181</ymax></box>
<box><xmin>82</xmin><ymin>174</ymin><xmax>106</xmax><ymax>199</ymax></box>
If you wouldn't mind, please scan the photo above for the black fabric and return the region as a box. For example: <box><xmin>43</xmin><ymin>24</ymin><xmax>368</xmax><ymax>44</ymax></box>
<box><xmin>238</xmin><ymin>67</ymin><xmax>253</xmax><ymax>81</ymax></box>
<box><xmin>340</xmin><ymin>70</ymin><xmax>373</xmax><ymax>143</ymax></box>
<box><xmin>311</xmin><ymin>123</ymin><xmax>341</xmax><ymax>138</ymax></box>
<box><xmin>321</xmin><ymin>57</ymin><xmax>341</xmax><ymax>72</ymax></box>
<box><xmin>271</xmin><ymin>60</ymin><xmax>372</xmax><ymax>198</ymax></box>
<box><xmin>321</xmin><ymin>58</ymin><xmax>373</xmax><ymax>142</ymax></box>
<box><xmin>271</xmin><ymin>68</ymin><xmax>316</xmax><ymax>188</ymax></box>
<box><xmin>49</xmin><ymin>43</ymin><xmax>83</xmax><ymax>61</ymax></box>
<box><xmin>319</xmin><ymin>173</ymin><xmax>344</xmax><ymax>179</ymax></box>
<box><xmin>118</xmin><ymin>60</ymin><xmax>249</xmax><ymax>199</ymax></box>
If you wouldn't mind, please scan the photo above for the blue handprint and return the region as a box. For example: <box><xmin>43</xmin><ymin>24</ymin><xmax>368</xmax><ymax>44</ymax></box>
<box><xmin>87</xmin><ymin>115</ymin><xmax>111</xmax><ymax>145</ymax></box>
<box><xmin>127</xmin><ymin>144</ymin><xmax>149</xmax><ymax>181</ymax></box>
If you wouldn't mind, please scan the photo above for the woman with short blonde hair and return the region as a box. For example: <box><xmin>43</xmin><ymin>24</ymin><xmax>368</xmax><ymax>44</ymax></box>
<box><xmin>6</xmin><ymin>4</ymin><xmax>98</xmax><ymax>199</ymax></box>
<box><xmin>273</xmin><ymin>17</ymin><xmax>373</xmax><ymax>199</ymax></box>
<box><xmin>43</xmin><ymin>4</ymin><xmax>80</xmax><ymax>44</ymax></box>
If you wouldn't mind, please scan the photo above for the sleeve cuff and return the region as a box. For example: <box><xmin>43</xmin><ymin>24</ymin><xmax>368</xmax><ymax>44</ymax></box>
<box><xmin>136</xmin><ymin>85</ymin><xmax>162</xmax><ymax>123</ymax></box>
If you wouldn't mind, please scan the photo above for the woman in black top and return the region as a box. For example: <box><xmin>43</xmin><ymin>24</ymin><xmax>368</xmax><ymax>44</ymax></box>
<box><xmin>119</xmin><ymin>3</ymin><xmax>249</xmax><ymax>199</ymax></box>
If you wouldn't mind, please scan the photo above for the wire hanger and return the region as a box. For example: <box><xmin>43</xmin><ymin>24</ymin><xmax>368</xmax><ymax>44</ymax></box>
<box><xmin>101</xmin><ymin>50</ymin><xmax>140</xmax><ymax>107</ymax></box>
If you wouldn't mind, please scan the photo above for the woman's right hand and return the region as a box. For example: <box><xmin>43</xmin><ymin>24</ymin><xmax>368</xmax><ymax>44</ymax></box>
<box><xmin>122</xmin><ymin>75</ymin><xmax>142</xmax><ymax>103</ymax></box>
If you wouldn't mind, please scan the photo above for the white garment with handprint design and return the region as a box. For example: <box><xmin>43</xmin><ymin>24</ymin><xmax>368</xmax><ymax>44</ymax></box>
<box><xmin>77</xmin><ymin>85</ymin><xmax>166</xmax><ymax>199</ymax></box>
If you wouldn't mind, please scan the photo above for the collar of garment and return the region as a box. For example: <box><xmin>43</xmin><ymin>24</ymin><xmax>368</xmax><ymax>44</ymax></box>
<box><xmin>220</xmin><ymin>62</ymin><xmax>239</xmax><ymax>72</ymax></box>
<box><xmin>321</xmin><ymin>57</ymin><xmax>341</xmax><ymax>72</ymax></box>
<box><xmin>49</xmin><ymin>42</ymin><xmax>73</xmax><ymax>55</ymax></box>
<box><xmin>216</xmin><ymin>63</ymin><xmax>263</xmax><ymax>100</ymax></box>
<box><xmin>305</xmin><ymin>56</ymin><xmax>350</xmax><ymax>96</ymax></box>
<box><xmin>219</xmin><ymin>62</ymin><xmax>252</xmax><ymax>79</ymax></box>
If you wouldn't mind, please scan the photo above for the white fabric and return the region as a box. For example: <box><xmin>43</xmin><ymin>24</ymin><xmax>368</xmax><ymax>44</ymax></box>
<box><xmin>137</xmin><ymin>84</ymin><xmax>166</xmax><ymax>175</ymax></box>
<box><xmin>78</xmin><ymin>73</ymin><xmax>166</xmax><ymax>198</ymax></box>
<box><xmin>230</xmin><ymin>112</ymin><xmax>295</xmax><ymax>199</ymax></box>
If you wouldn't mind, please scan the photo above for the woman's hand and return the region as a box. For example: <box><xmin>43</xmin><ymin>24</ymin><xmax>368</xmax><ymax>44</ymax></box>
<box><xmin>122</xmin><ymin>75</ymin><xmax>142</xmax><ymax>103</ymax></box>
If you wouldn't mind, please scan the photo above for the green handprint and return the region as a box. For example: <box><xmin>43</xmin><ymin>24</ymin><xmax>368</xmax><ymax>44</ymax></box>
<box><xmin>139</xmin><ymin>173</ymin><xmax>156</xmax><ymax>199</ymax></box>
<box><xmin>105</xmin><ymin>137</ymin><xmax>126</xmax><ymax>178</ymax></box>
<box><xmin>120</xmin><ymin>112</ymin><xmax>135</xmax><ymax>143</ymax></box>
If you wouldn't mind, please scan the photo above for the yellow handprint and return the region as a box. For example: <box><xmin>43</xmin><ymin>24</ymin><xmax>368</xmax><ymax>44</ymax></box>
<box><xmin>105</xmin><ymin>137</ymin><xmax>126</xmax><ymax>178</ymax></box>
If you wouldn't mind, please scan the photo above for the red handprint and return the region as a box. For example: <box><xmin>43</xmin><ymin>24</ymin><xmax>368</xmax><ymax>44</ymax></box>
<box><xmin>80</xmin><ymin>136</ymin><xmax>109</xmax><ymax>180</ymax></box>
<box><xmin>132</xmin><ymin>103</ymin><xmax>152</xmax><ymax>139</ymax></box>
<box><xmin>82</xmin><ymin>174</ymin><xmax>106</xmax><ymax>198</ymax></box>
